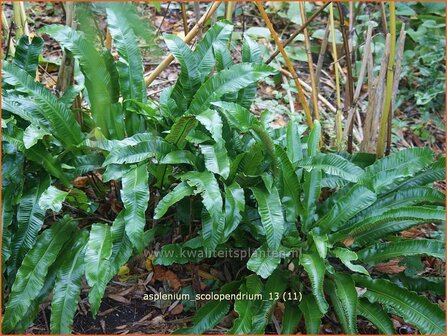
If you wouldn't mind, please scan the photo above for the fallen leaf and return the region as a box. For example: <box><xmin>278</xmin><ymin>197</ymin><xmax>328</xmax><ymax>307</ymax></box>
<box><xmin>118</xmin><ymin>265</ymin><xmax>130</xmax><ymax>282</ymax></box>
<box><xmin>169</xmin><ymin>303</ymin><xmax>184</xmax><ymax>315</ymax></box>
<box><xmin>73</xmin><ymin>176</ymin><xmax>89</xmax><ymax>188</ymax></box>
<box><xmin>146</xmin><ymin>255</ymin><xmax>155</xmax><ymax>272</ymax></box>
<box><xmin>374</xmin><ymin>259</ymin><xmax>406</xmax><ymax>274</ymax></box>
<box><xmin>108</xmin><ymin>294</ymin><xmax>131</xmax><ymax>304</ymax></box>
<box><xmin>153</xmin><ymin>265</ymin><xmax>182</xmax><ymax>290</ymax></box>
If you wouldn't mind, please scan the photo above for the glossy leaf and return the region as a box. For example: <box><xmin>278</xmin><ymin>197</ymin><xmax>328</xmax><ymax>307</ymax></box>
<box><xmin>358</xmin><ymin>239</ymin><xmax>445</xmax><ymax>264</ymax></box>
<box><xmin>121</xmin><ymin>164</ymin><xmax>149</xmax><ymax>252</ymax></box>
<box><xmin>299</xmin><ymin>252</ymin><xmax>329</xmax><ymax>314</ymax></box>
<box><xmin>353</xmin><ymin>275</ymin><xmax>445</xmax><ymax>334</ymax></box>
<box><xmin>2</xmin><ymin>216</ymin><xmax>75</xmax><ymax>333</ymax></box>
<box><xmin>2</xmin><ymin>61</ymin><xmax>83</xmax><ymax>146</ymax></box>
<box><xmin>251</xmin><ymin>186</ymin><xmax>285</xmax><ymax>250</ymax></box>
<box><xmin>50</xmin><ymin>231</ymin><xmax>88</xmax><ymax>334</ymax></box>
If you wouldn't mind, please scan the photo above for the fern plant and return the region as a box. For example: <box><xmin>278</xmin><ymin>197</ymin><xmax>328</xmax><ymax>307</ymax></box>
<box><xmin>2</xmin><ymin>3</ymin><xmax>445</xmax><ymax>335</ymax></box>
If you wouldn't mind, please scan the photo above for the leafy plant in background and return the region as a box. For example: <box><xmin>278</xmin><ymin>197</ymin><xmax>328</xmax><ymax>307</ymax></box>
<box><xmin>2</xmin><ymin>2</ymin><xmax>445</xmax><ymax>335</ymax></box>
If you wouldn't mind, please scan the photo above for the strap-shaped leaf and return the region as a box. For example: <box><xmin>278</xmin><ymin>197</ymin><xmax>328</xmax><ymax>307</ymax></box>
<box><xmin>251</xmin><ymin>185</ymin><xmax>285</xmax><ymax>250</ymax></box>
<box><xmin>223</xmin><ymin>182</ymin><xmax>245</xmax><ymax>239</ymax></box>
<box><xmin>164</xmin><ymin>34</ymin><xmax>200</xmax><ymax>108</ymax></box>
<box><xmin>82</xmin><ymin>132</ymin><xmax>156</xmax><ymax>151</ymax></box>
<box><xmin>299</xmin><ymin>294</ymin><xmax>323</xmax><ymax>334</ymax></box>
<box><xmin>85</xmin><ymin>223</ymin><xmax>113</xmax><ymax>316</ymax></box>
<box><xmin>347</xmin><ymin>206</ymin><xmax>445</xmax><ymax>244</ymax></box>
<box><xmin>182</xmin><ymin>170</ymin><xmax>222</xmax><ymax>215</ymax></box>
<box><xmin>176</xmin><ymin>301</ymin><xmax>230</xmax><ymax>334</ymax></box>
<box><xmin>13</xmin><ymin>256</ymin><xmax>63</xmax><ymax>333</ymax></box>
<box><xmin>302</xmin><ymin>169</ymin><xmax>322</xmax><ymax>232</ymax></box>
<box><xmin>188</xmin><ymin>63</ymin><xmax>275</xmax><ymax>115</ymax></box>
<box><xmin>23</xmin><ymin>124</ymin><xmax>50</xmax><ymax>149</ymax></box>
<box><xmin>212</xmin><ymin>101</ymin><xmax>257</xmax><ymax>132</ymax></box>
<box><xmin>38</xmin><ymin>185</ymin><xmax>69</xmax><ymax>212</ymax></box>
<box><xmin>121</xmin><ymin>164</ymin><xmax>149</xmax><ymax>252</ymax></box>
<box><xmin>84</xmin><ymin>211</ymin><xmax>133</xmax><ymax>321</ymax></box>
<box><xmin>307</xmin><ymin>120</ymin><xmax>321</xmax><ymax>156</ymax></box>
<box><xmin>353</xmin><ymin>186</ymin><xmax>445</xmax><ymax>224</ymax></box>
<box><xmin>237</xmin><ymin>37</ymin><xmax>262</xmax><ymax>109</ymax></box>
<box><xmin>298</xmin><ymin>153</ymin><xmax>365</xmax><ymax>183</ymax></box>
<box><xmin>159</xmin><ymin>150</ymin><xmax>197</xmax><ymax>167</ymax></box>
<box><xmin>50</xmin><ymin>230</ymin><xmax>88</xmax><ymax>334</ymax></box>
<box><xmin>40</xmin><ymin>25</ymin><xmax>121</xmax><ymax>138</ymax></box>
<box><xmin>325</xmin><ymin>273</ymin><xmax>358</xmax><ymax>334</ymax></box>
<box><xmin>332</xmin><ymin>247</ymin><xmax>369</xmax><ymax>275</ymax></box>
<box><xmin>105</xmin><ymin>5</ymin><xmax>146</xmax><ymax>135</ymax></box>
<box><xmin>299</xmin><ymin>252</ymin><xmax>328</xmax><ymax>314</ymax></box>
<box><xmin>106</xmin><ymin>6</ymin><xmax>146</xmax><ymax>103</ymax></box>
<box><xmin>358</xmin><ymin>147</ymin><xmax>434</xmax><ymax>193</ymax></box>
<box><xmin>282</xmin><ymin>301</ymin><xmax>302</xmax><ymax>334</ymax></box>
<box><xmin>229</xmin><ymin>282</ymin><xmax>263</xmax><ymax>334</ymax></box>
<box><xmin>2</xmin><ymin>61</ymin><xmax>83</xmax><ymax>146</ymax></box>
<box><xmin>286</xmin><ymin>117</ymin><xmax>303</xmax><ymax>164</ymax></box>
<box><xmin>200</xmin><ymin>143</ymin><xmax>230</xmax><ymax>179</ymax></box>
<box><xmin>9</xmin><ymin>176</ymin><xmax>50</xmax><ymax>279</ymax></box>
<box><xmin>2</xmin><ymin>216</ymin><xmax>76</xmax><ymax>333</ymax></box>
<box><xmin>276</xmin><ymin>146</ymin><xmax>302</xmax><ymax>223</ymax></box>
<box><xmin>357</xmin><ymin>298</ymin><xmax>395</xmax><ymax>334</ymax></box>
<box><xmin>252</xmin><ymin>269</ymin><xmax>289</xmax><ymax>333</ymax></box>
<box><xmin>165</xmin><ymin>116</ymin><xmax>198</xmax><ymax>149</ymax></box>
<box><xmin>2</xmin><ymin>150</ymin><xmax>25</xmax><ymax>269</ymax></box>
<box><xmin>392</xmin><ymin>274</ymin><xmax>445</xmax><ymax>295</ymax></box>
<box><xmin>2</xmin><ymin>95</ymin><xmax>50</xmax><ymax>131</ymax></box>
<box><xmin>247</xmin><ymin>244</ymin><xmax>289</xmax><ymax>279</ymax></box>
<box><xmin>154</xmin><ymin>182</ymin><xmax>195</xmax><ymax>219</ymax></box>
<box><xmin>25</xmin><ymin>142</ymin><xmax>70</xmax><ymax>186</ymax></box>
<box><xmin>213</xmin><ymin>40</ymin><xmax>233</xmax><ymax>71</ymax></box>
<box><xmin>196</xmin><ymin>108</ymin><xmax>224</xmax><ymax>144</ymax></box>
<box><xmin>181</xmin><ymin>171</ymin><xmax>223</xmax><ymax>249</ymax></box>
<box><xmin>13</xmin><ymin>35</ymin><xmax>44</xmax><ymax>76</ymax></box>
<box><xmin>389</xmin><ymin>156</ymin><xmax>445</xmax><ymax>192</ymax></box>
<box><xmin>201</xmin><ymin>210</ymin><xmax>225</xmax><ymax>253</ymax></box>
<box><xmin>193</xmin><ymin>20</ymin><xmax>234</xmax><ymax>79</ymax></box>
<box><xmin>317</xmin><ymin>185</ymin><xmax>377</xmax><ymax>233</ymax></box>
<box><xmin>103</xmin><ymin>138</ymin><xmax>170</xmax><ymax>165</ymax></box>
<box><xmin>353</xmin><ymin>275</ymin><xmax>445</xmax><ymax>334</ymax></box>
<box><xmin>358</xmin><ymin>239</ymin><xmax>445</xmax><ymax>264</ymax></box>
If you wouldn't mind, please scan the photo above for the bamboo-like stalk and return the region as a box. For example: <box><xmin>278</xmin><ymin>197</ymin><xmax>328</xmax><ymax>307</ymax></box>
<box><xmin>299</xmin><ymin>1</ymin><xmax>319</xmax><ymax>121</ymax></box>
<box><xmin>314</xmin><ymin>21</ymin><xmax>330</xmax><ymax>91</ymax></box>
<box><xmin>193</xmin><ymin>2</ymin><xmax>202</xmax><ymax>39</ymax></box>
<box><xmin>144</xmin><ymin>1</ymin><xmax>221</xmax><ymax>86</ymax></box>
<box><xmin>12</xmin><ymin>2</ymin><xmax>24</xmax><ymax>39</ymax></box>
<box><xmin>19</xmin><ymin>2</ymin><xmax>29</xmax><ymax>37</ymax></box>
<box><xmin>329</xmin><ymin>3</ymin><xmax>342</xmax><ymax>150</ymax></box>
<box><xmin>225</xmin><ymin>1</ymin><xmax>234</xmax><ymax>22</ymax></box>
<box><xmin>265</xmin><ymin>1</ymin><xmax>331</xmax><ymax>64</ymax></box>
<box><xmin>376</xmin><ymin>2</ymin><xmax>396</xmax><ymax>157</ymax></box>
<box><xmin>180</xmin><ymin>2</ymin><xmax>189</xmax><ymax>35</ymax></box>
<box><xmin>2</xmin><ymin>11</ymin><xmax>16</xmax><ymax>57</ymax></box>
<box><xmin>279</xmin><ymin>67</ymin><xmax>336</xmax><ymax>114</ymax></box>
<box><xmin>337</xmin><ymin>3</ymin><xmax>354</xmax><ymax>152</ymax></box>
<box><xmin>344</xmin><ymin>23</ymin><xmax>373</xmax><ymax>140</ymax></box>
<box><xmin>386</xmin><ymin>25</ymin><xmax>406</xmax><ymax>155</ymax></box>
<box><xmin>254</xmin><ymin>1</ymin><xmax>313</xmax><ymax>128</ymax></box>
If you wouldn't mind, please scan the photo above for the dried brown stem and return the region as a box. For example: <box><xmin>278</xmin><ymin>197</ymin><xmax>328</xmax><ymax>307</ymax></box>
<box><xmin>254</xmin><ymin>1</ymin><xmax>313</xmax><ymax>128</ymax></box>
<box><xmin>265</xmin><ymin>1</ymin><xmax>331</xmax><ymax>65</ymax></box>
<box><xmin>337</xmin><ymin>3</ymin><xmax>355</xmax><ymax>152</ymax></box>
<box><xmin>144</xmin><ymin>1</ymin><xmax>222</xmax><ymax>87</ymax></box>
<box><xmin>299</xmin><ymin>1</ymin><xmax>319</xmax><ymax>121</ymax></box>
<box><xmin>180</xmin><ymin>2</ymin><xmax>189</xmax><ymax>35</ymax></box>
